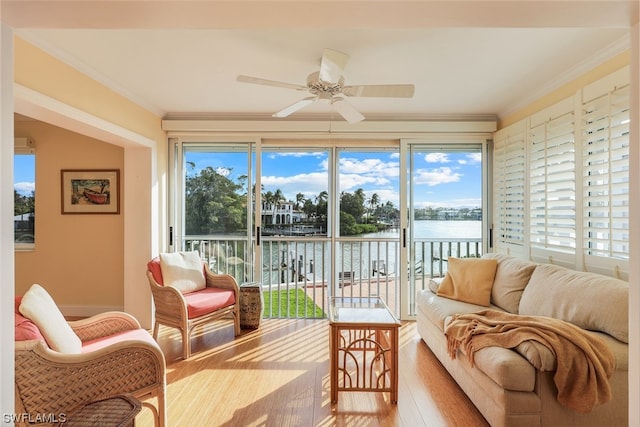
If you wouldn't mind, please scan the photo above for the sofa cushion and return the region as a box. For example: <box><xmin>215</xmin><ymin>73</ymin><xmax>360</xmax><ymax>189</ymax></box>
<box><xmin>482</xmin><ymin>253</ymin><xmax>537</xmax><ymax>313</ymax></box>
<box><xmin>428</xmin><ymin>277</ymin><xmax>444</xmax><ymax>293</ymax></box>
<box><xmin>160</xmin><ymin>251</ymin><xmax>206</xmax><ymax>294</ymax></box>
<box><xmin>184</xmin><ymin>287</ymin><xmax>236</xmax><ymax>318</ymax></box>
<box><xmin>437</xmin><ymin>257</ymin><xmax>498</xmax><ymax>306</ymax></box>
<box><xmin>416</xmin><ymin>289</ymin><xmax>499</xmax><ymax>331</ymax></box>
<box><xmin>18</xmin><ymin>284</ymin><xmax>82</xmax><ymax>354</ymax></box>
<box><xmin>519</xmin><ymin>264</ymin><xmax>629</xmax><ymax>343</ymax></box>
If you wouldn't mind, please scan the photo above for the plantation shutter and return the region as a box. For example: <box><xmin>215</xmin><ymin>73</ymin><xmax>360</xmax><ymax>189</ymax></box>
<box><xmin>493</xmin><ymin>121</ymin><xmax>526</xmax><ymax>251</ymax></box>
<box><xmin>581</xmin><ymin>68</ymin><xmax>629</xmax><ymax>261</ymax></box>
<box><xmin>529</xmin><ymin>98</ymin><xmax>576</xmax><ymax>253</ymax></box>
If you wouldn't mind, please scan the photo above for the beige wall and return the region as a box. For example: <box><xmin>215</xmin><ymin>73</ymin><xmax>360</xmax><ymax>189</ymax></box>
<box><xmin>13</xmin><ymin>37</ymin><xmax>167</xmax><ymax>321</ymax></box>
<box><xmin>14</xmin><ymin>119</ymin><xmax>125</xmax><ymax>311</ymax></box>
<box><xmin>14</xmin><ymin>37</ymin><xmax>162</xmax><ymax>142</ymax></box>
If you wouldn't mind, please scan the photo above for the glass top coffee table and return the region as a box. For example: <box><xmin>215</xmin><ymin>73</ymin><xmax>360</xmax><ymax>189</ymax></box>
<box><xmin>328</xmin><ymin>296</ymin><xmax>400</xmax><ymax>403</ymax></box>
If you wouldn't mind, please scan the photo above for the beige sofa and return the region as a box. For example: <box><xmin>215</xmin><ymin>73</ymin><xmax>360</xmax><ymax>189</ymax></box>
<box><xmin>415</xmin><ymin>253</ymin><xmax>628</xmax><ymax>427</ymax></box>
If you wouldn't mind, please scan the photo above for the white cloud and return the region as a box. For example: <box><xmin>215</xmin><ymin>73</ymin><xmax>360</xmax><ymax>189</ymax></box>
<box><xmin>413</xmin><ymin>167</ymin><xmax>461</xmax><ymax>186</ymax></box>
<box><xmin>466</xmin><ymin>153</ymin><xmax>482</xmax><ymax>164</ymax></box>
<box><xmin>215</xmin><ymin>167</ymin><xmax>231</xmax><ymax>177</ymax></box>
<box><xmin>262</xmin><ymin>172</ymin><xmax>328</xmax><ymax>200</ymax></box>
<box><xmin>424</xmin><ymin>153</ymin><xmax>450</xmax><ymax>163</ymax></box>
<box><xmin>14</xmin><ymin>182</ymin><xmax>35</xmax><ymax>195</ymax></box>
<box><xmin>339</xmin><ymin>157</ymin><xmax>399</xmax><ymax>178</ymax></box>
<box><xmin>269</xmin><ymin>152</ymin><xmax>326</xmax><ymax>159</ymax></box>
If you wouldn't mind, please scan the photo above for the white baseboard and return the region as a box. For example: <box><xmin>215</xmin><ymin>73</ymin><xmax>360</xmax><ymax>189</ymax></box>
<box><xmin>58</xmin><ymin>304</ymin><xmax>123</xmax><ymax>318</ymax></box>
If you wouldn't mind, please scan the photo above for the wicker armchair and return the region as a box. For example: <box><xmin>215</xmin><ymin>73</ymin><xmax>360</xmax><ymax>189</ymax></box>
<box><xmin>15</xmin><ymin>311</ymin><xmax>166</xmax><ymax>427</ymax></box>
<box><xmin>147</xmin><ymin>257</ymin><xmax>241</xmax><ymax>360</ymax></box>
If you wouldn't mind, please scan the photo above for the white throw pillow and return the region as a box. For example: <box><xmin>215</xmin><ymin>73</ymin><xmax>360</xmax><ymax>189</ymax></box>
<box><xmin>19</xmin><ymin>284</ymin><xmax>82</xmax><ymax>354</ymax></box>
<box><xmin>159</xmin><ymin>251</ymin><xmax>206</xmax><ymax>294</ymax></box>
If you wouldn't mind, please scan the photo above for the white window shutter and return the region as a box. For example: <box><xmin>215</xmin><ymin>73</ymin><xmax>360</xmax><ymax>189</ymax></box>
<box><xmin>582</xmin><ymin>81</ymin><xmax>629</xmax><ymax>260</ymax></box>
<box><xmin>529</xmin><ymin>98</ymin><xmax>576</xmax><ymax>252</ymax></box>
<box><xmin>494</xmin><ymin>121</ymin><xmax>526</xmax><ymax>248</ymax></box>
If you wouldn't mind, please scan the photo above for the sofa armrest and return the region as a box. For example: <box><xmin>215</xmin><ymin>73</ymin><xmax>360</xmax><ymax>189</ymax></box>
<box><xmin>69</xmin><ymin>311</ymin><xmax>141</xmax><ymax>342</ymax></box>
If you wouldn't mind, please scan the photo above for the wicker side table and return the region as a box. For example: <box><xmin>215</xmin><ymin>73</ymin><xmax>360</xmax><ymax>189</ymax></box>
<box><xmin>239</xmin><ymin>282</ymin><xmax>263</xmax><ymax>329</ymax></box>
<box><xmin>60</xmin><ymin>395</ymin><xmax>141</xmax><ymax>427</ymax></box>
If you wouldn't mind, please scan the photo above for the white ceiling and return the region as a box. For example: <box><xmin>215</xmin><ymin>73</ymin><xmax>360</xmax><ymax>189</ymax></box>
<box><xmin>4</xmin><ymin>1</ymin><xmax>638</xmax><ymax>122</ymax></box>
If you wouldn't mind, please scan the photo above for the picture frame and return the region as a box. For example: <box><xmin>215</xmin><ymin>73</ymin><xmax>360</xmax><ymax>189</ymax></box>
<box><xmin>61</xmin><ymin>169</ymin><xmax>120</xmax><ymax>214</ymax></box>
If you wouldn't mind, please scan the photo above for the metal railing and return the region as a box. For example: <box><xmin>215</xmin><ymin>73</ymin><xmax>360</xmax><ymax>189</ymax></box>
<box><xmin>183</xmin><ymin>236</ymin><xmax>483</xmax><ymax>319</ymax></box>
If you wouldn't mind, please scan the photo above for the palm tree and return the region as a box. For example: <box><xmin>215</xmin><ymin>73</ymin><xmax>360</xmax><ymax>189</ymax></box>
<box><xmin>295</xmin><ymin>192</ymin><xmax>305</xmax><ymax>210</ymax></box>
<box><xmin>368</xmin><ymin>193</ymin><xmax>380</xmax><ymax>223</ymax></box>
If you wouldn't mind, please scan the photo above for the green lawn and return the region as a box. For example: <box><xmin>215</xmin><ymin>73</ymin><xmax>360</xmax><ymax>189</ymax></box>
<box><xmin>262</xmin><ymin>289</ymin><xmax>325</xmax><ymax>318</ymax></box>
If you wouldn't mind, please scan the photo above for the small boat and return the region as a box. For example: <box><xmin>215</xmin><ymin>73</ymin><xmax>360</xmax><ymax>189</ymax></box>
<box><xmin>83</xmin><ymin>188</ymin><xmax>109</xmax><ymax>204</ymax></box>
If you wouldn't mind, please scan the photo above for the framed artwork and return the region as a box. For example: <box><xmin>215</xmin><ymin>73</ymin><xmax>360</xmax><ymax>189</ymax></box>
<box><xmin>61</xmin><ymin>169</ymin><xmax>120</xmax><ymax>214</ymax></box>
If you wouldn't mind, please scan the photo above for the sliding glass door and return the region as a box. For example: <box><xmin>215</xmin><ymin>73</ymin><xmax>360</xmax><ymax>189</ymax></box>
<box><xmin>169</xmin><ymin>137</ymin><xmax>488</xmax><ymax>320</ymax></box>
<box><xmin>407</xmin><ymin>142</ymin><xmax>487</xmax><ymax>316</ymax></box>
<box><xmin>170</xmin><ymin>142</ymin><xmax>255</xmax><ymax>285</ymax></box>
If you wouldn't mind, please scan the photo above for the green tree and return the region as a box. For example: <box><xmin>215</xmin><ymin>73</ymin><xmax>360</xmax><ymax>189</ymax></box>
<box><xmin>295</xmin><ymin>192</ymin><xmax>305</xmax><ymax>210</ymax></box>
<box><xmin>185</xmin><ymin>166</ymin><xmax>244</xmax><ymax>234</ymax></box>
<box><xmin>340</xmin><ymin>190</ymin><xmax>365</xmax><ymax>223</ymax></box>
<box><xmin>367</xmin><ymin>193</ymin><xmax>380</xmax><ymax>223</ymax></box>
<box><xmin>14</xmin><ymin>190</ymin><xmax>35</xmax><ymax>215</ymax></box>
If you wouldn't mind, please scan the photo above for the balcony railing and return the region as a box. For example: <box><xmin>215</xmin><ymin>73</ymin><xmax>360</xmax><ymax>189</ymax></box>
<box><xmin>184</xmin><ymin>235</ymin><xmax>483</xmax><ymax>319</ymax></box>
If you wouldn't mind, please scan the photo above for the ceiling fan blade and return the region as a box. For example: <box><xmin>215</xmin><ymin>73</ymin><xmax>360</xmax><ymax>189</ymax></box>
<box><xmin>332</xmin><ymin>97</ymin><xmax>365</xmax><ymax>124</ymax></box>
<box><xmin>319</xmin><ymin>49</ymin><xmax>349</xmax><ymax>83</ymax></box>
<box><xmin>272</xmin><ymin>96</ymin><xmax>316</xmax><ymax>118</ymax></box>
<box><xmin>343</xmin><ymin>84</ymin><xmax>415</xmax><ymax>98</ymax></box>
<box><xmin>237</xmin><ymin>75</ymin><xmax>307</xmax><ymax>91</ymax></box>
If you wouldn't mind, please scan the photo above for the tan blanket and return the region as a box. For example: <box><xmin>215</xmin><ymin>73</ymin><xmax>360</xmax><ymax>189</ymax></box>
<box><xmin>444</xmin><ymin>309</ymin><xmax>615</xmax><ymax>413</ymax></box>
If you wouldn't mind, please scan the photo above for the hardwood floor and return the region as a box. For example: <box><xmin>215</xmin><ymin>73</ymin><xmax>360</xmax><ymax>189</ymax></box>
<box><xmin>136</xmin><ymin>319</ymin><xmax>489</xmax><ymax>427</ymax></box>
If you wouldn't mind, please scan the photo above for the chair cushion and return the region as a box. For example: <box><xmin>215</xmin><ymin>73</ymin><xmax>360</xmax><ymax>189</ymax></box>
<box><xmin>160</xmin><ymin>251</ymin><xmax>206</xmax><ymax>294</ymax></box>
<box><xmin>18</xmin><ymin>284</ymin><xmax>82</xmax><ymax>354</ymax></box>
<box><xmin>14</xmin><ymin>296</ymin><xmax>44</xmax><ymax>342</ymax></box>
<box><xmin>15</xmin><ymin>312</ymin><xmax>47</xmax><ymax>343</ymax></box>
<box><xmin>184</xmin><ymin>288</ymin><xmax>236</xmax><ymax>319</ymax></box>
<box><xmin>81</xmin><ymin>328</ymin><xmax>156</xmax><ymax>353</ymax></box>
<box><xmin>147</xmin><ymin>257</ymin><xmax>164</xmax><ymax>284</ymax></box>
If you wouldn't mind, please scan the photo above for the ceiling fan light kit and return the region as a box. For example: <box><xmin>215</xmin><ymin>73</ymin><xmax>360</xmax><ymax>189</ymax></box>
<box><xmin>237</xmin><ymin>48</ymin><xmax>415</xmax><ymax>123</ymax></box>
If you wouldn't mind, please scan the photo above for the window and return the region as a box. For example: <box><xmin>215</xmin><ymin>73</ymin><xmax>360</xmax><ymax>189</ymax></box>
<box><xmin>492</xmin><ymin>66</ymin><xmax>629</xmax><ymax>277</ymax></box>
<box><xmin>14</xmin><ymin>137</ymin><xmax>35</xmax><ymax>249</ymax></box>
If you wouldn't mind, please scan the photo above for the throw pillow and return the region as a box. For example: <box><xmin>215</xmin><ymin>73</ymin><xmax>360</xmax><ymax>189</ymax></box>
<box><xmin>437</xmin><ymin>257</ymin><xmax>498</xmax><ymax>306</ymax></box>
<box><xmin>18</xmin><ymin>284</ymin><xmax>82</xmax><ymax>353</ymax></box>
<box><xmin>159</xmin><ymin>251</ymin><xmax>206</xmax><ymax>294</ymax></box>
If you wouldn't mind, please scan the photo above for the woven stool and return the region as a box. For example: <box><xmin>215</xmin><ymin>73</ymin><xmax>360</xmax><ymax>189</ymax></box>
<box><xmin>239</xmin><ymin>282</ymin><xmax>263</xmax><ymax>329</ymax></box>
<box><xmin>61</xmin><ymin>395</ymin><xmax>141</xmax><ymax>427</ymax></box>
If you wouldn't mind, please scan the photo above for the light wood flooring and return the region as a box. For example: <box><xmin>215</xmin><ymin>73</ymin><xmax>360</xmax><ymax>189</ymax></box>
<box><xmin>136</xmin><ymin>319</ymin><xmax>490</xmax><ymax>427</ymax></box>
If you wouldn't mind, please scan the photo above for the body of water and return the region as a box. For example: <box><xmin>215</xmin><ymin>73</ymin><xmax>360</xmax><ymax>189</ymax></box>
<box><xmin>261</xmin><ymin>220</ymin><xmax>483</xmax><ymax>284</ymax></box>
<box><xmin>363</xmin><ymin>219</ymin><xmax>482</xmax><ymax>240</ymax></box>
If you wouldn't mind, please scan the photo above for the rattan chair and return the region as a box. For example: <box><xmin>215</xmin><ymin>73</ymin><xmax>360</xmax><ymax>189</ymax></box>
<box><xmin>14</xmin><ymin>311</ymin><xmax>166</xmax><ymax>427</ymax></box>
<box><xmin>147</xmin><ymin>257</ymin><xmax>241</xmax><ymax>360</ymax></box>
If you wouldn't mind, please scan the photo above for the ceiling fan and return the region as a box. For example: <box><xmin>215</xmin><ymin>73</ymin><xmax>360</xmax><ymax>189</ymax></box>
<box><xmin>236</xmin><ymin>48</ymin><xmax>415</xmax><ymax>124</ymax></box>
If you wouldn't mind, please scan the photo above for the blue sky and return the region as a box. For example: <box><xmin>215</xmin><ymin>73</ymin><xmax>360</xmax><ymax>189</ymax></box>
<box><xmin>186</xmin><ymin>148</ymin><xmax>482</xmax><ymax>209</ymax></box>
<box><xmin>15</xmin><ymin>149</ymin><xmax>482</xmax><ymax>209</ymax></box>
<box><xmin>14</xmin><ymin>155</ymin><xmax>36</xmax><ymax>196</ymax></box>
